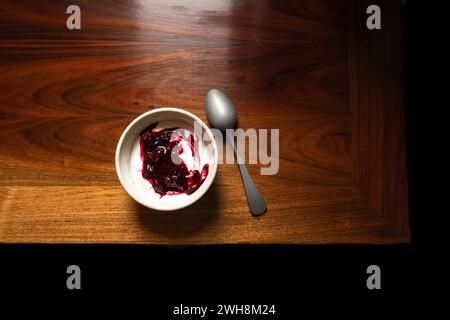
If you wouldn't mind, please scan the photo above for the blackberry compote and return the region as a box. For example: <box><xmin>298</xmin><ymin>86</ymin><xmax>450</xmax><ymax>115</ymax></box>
<box><xmin>139</xmin><ymin>123</ymin><xmax>209</xmax><ymax>197</ymax></box>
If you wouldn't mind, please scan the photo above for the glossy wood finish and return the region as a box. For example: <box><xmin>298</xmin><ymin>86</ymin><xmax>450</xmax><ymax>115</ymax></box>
<box><xmin>0</xmin><ymin>0</ymin><xmax>409</xmax><ymax>243</ymax></box>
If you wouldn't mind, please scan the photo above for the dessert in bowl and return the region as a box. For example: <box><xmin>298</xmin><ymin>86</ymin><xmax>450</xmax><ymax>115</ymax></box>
<box><xmin>115</xmin><ymin>108</ymin><xmax>218</xmax><ymax>211</ymax></box>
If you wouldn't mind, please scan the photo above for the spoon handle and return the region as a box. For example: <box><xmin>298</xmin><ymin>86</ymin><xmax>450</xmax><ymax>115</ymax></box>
<box><xmin>226</xmin><ymin>131</ymin><xmax>267</xmax><ymax>216</ymax></box>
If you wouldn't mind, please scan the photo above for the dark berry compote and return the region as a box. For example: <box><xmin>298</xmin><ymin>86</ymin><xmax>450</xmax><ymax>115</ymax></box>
<box><xmin>139</xmin><ymin>123</ymin><xmax>209</xmax><ymax>197</ymax></box>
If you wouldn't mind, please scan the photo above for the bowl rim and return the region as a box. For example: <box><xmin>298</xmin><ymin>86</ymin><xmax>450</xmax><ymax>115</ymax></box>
<box><xmin>115</xmin><ymin>107</ymin><xmax>219</xmax><ymax>211</ymax></box>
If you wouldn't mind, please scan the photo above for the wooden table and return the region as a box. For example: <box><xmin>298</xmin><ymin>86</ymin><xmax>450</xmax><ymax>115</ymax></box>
<box><xmin>0</xmin><ymin>0</ymin><xmax>409</xmax><ymax>244</ymax></box>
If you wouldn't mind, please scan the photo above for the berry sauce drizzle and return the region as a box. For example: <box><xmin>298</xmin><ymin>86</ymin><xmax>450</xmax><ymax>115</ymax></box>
<box><xmin>139</xmin><ymin>123</ymin><xmax>209</xmax><ymax>197</ymax></box>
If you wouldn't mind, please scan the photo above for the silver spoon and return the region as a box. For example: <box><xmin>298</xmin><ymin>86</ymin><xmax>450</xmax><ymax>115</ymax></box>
<box><xmin>205</xmin><ymin>89</ymin><xmax>267</xmax><ymax>216</ymax></box>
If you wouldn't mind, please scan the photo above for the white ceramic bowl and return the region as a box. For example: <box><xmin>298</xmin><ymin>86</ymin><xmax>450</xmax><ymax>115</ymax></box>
<box><xmin>115</xmin><ymin>108</ymin><xmax>218</xmax><ymax>211</ymax></box>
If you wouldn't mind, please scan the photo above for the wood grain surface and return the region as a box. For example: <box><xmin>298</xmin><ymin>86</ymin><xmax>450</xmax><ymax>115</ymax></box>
<box><xmin>0</xmin><ymin>0</ymin><xmax>409</xmax><ymax>243</ymax></box>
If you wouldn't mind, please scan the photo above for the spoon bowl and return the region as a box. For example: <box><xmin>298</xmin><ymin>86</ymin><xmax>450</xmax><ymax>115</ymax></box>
<box><xmin>206</xmin><ymin>89</ymin><xmax>237</xmax><ymax>131</ymax></box>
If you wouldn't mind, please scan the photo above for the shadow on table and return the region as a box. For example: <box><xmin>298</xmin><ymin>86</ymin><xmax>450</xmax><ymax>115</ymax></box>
<box><xmin>134</xmin><ymin>183</ymin><xmax>220</xmax><ymax>238</ymax></box>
